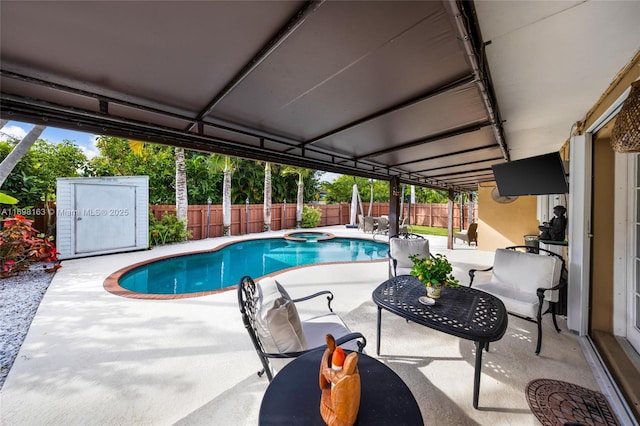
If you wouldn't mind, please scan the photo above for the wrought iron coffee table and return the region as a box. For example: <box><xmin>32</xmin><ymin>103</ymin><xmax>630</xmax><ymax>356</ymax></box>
<box><xmin>372</xmin><ymin>275</ymin><xmax>508</xmax><ymax>409</ymax></box>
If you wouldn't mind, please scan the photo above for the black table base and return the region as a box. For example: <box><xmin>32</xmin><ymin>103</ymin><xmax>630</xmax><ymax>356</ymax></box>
<box><xmin>373</xmin><ymin>275</ymin><xmax>508</xmax><ymax>409</ymax></box>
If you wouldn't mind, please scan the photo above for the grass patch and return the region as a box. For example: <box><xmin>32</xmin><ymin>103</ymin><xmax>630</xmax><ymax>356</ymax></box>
<box><xmin>406</xmin><ymin>225</ymin><xmax>448</xmax><ymax>236</ymax></box>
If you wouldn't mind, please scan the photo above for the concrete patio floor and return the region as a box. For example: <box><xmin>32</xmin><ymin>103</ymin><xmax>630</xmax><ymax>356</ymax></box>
<box><xmin>0</xmin><ymin>226</ymin><xmax>602</xmax><ymax>425</ymax></box>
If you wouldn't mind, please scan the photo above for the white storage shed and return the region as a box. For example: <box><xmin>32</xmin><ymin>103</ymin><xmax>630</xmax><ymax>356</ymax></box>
<box><xmin>56</xmin><ymin>176</ymin><xmax>149</xmax><ymax>259</ymax></box>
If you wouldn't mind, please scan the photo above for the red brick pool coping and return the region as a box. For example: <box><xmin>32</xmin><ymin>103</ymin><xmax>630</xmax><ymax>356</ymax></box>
<box><xmin>103</xmin><ymin>235</ymin><xmax>386</xmax><ymax>300</ymax></box>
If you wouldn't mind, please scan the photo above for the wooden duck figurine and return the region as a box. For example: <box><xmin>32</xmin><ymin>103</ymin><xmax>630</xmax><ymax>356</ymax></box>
<box><xmin>319</xmin><ymin>334</ymin><xmax>361</xmax><ymax>426</ymax></box>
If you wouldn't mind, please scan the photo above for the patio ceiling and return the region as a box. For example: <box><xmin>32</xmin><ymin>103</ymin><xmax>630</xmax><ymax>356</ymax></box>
<box><xmin>1</xmin><ymin>1</ymin><xmax>639</xmax><ymax>192</ymax></box>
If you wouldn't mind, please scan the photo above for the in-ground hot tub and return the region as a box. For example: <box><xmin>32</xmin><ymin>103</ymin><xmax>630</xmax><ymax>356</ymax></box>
<box><xmin>283</xmin><ymin>231</ymin><xmax>334</xmax><ymax>242</ymax></box>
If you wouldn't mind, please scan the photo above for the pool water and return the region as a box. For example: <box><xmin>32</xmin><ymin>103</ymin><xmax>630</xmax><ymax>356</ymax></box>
<box><xmin>119</xmin><ymin>237</ymin><xmax>388</xmax><ymax>295</ymax></box>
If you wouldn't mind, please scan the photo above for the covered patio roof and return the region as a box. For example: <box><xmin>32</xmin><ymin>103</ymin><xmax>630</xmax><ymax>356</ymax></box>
<box><xmin>1</xmin><ymin>1</ymin><xmax>639</xmax><ymax>192</ymax></box>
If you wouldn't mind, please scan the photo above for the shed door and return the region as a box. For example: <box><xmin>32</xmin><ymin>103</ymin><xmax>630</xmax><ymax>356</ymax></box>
<box><xmin>74</xmin><ymin>184</ymin><xmax>136</xmax><ymax>254</ymax></box>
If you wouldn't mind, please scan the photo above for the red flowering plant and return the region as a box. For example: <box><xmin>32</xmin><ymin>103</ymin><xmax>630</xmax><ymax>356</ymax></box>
<box><xmin>0</xmin><ymin>215</ymin><xmax>60</xmax><ymax>278</ymax></box>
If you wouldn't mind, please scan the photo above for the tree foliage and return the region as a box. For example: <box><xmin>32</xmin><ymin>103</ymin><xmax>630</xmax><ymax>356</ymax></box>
<box><xmin>321</xmin><ymin>176</ymin><xmax>453</xmax><ymax>204</ymax></box>
<box><xmin>322</xmin><ymin>176</ymin><xmax>389</xmax><ymax>203</ymax></box>
<box><xmin>0</xmin><ymin>132</ymin><xmax>331</xmax><ymax>212</ymax></box>
<box><xmin>414</xmin><ymin>186</ymin><xmax>449</xmax><ymax>203</ymax></box>
<box><xmin>86</xmin><ymin>138</ymin><xmax>323</xmax><ymax>206</ymax></box>
<box><xmin>281</xmin><ymin>166</ymin><xmax>316</xmax><ymax>226</ymax></box>
<box><xmin>86</xmin><ymin>137</ymin><xmax>176</xmax><ymax>204</ymax></box>
<box><xmin>0</xmin><ymin>139</ymin><xmax>87</xmax><ymax>207</ymax></box>
<box><xmin>0</xmin><ymin>125</ymin><xmax>46</xmax><ymax>188</ymax></box>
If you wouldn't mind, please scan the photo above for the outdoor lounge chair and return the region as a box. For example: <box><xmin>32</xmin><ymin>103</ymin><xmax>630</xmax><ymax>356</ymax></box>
<box><xmin>468</xmin><ymin>246</ymin><xmax>567</xmax><ymax>355</ymax></box>
<box><xmin>454</xmin><ymin>222</ymin><xmax>478</xmax><ymax>246</ymax></box>
<box><xmin>363</xmin><ymin>216</ymin><xmax>376</xmax><ymax>233</ymax></box>
<box><xmin>373</xmin><ymin>216</ymin><xmax>389</xmax><ymax>238</ymax></box>
<box><xmin>237</xmin><ymin>276</ymin><xmax>367</xmax><ymax>381</ymax></box>
<box><xmin>363</xmin><ymin>216</ymin><xmax>376</xmax><ymax>234</ymax></box>
<box><xmin>388</xmin><ymin>234</ymin><xmax>431</xmax><ymax>277</ymax></box>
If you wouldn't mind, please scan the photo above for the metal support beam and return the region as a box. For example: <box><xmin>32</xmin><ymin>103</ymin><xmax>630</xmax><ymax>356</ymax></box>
<box><xmin>447</xmin><ymin>0</ymin><xmax>509</xmax><ymax>162</ymax></box>
<box><xmin>420</xmin><ymin>167</ymin><xmax>493</xmax><ymax>179</ymax></box>
<box><xmin>1</xmin><ymin>85</ymin><xmax>472</xmax><ymax>193</ymax></box>
<box><xmin>303</xmin><ymin>75</ymin><xmax>476</xmax><ymax>149</ymax></box>
<box><xmin>389</xmin><ymin>176</ymin><xmax>401</xmax><ymax>238</ymax></box>
<box><xmin>356</xmin><ymin>121</ymin><xmax>491</xmax><ymax>162</ymax></box>
<box><xmin>408</xmin><ymin>154</ymin><xmax>503</xmax><ymax>173</ymax></box>
<box><xmin>3</xmin><ymin>94</ymin><xmax>470</xmax><ymax>191</ymax></box>
<box><xmin>391</xmin><ymin>144</ymin><xmax>499</xmax><ymax>169</ymax></box>
<box><xmin>186</xmin><ymin>0</ymin><xmax>325</xmax><ymax>132</ymax></box>
<box><xmin>448</xmin><ymin>189</ymin><xmax>454</xmax><ymax>249</ymax></box>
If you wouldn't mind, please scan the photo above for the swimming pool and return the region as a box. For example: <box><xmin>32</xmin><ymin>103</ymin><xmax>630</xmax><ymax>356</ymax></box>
<box><xmin>116</xmin><ymin>237</ymin><xmax>388</xmax><ymax>296</ymax></box>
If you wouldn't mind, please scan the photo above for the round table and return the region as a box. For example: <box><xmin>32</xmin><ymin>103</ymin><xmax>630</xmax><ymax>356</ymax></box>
<box><xmin>259</xmin><ymin>349</ymin><xmax>423</xmax><ymax>425</ymax></box>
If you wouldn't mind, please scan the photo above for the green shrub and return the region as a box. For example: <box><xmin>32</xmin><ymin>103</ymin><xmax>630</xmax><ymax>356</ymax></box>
<box><xmin>301</xmin><ymin>205</ymin><xmax>322</xmax><ymax>228</ymax></box>
<box><xmin>149</xmin><ymin>213</ymin><xmax>191</xmax><ymax>246</ymax></box>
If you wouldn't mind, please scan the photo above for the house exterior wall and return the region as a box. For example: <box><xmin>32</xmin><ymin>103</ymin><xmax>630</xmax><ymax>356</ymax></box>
<box><xmin>476</xmin><ymin>184</ymin><xmax>539</xmax><ymax>251</ymax></box>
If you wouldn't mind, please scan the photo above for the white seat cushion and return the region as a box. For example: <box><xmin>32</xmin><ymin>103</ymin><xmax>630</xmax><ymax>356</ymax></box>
<box><xmin>390</xmin><ymin>238</ymin><xmax>430</xmax><ymax>269</ymax></box>
<box><xmin>492</xmin><ymin>249</ymin><xmax>562</xmax><ymax>302</ymax></box>
<box><xmin>474</xmin><ymin>282</ymin><xmax>549</xmax><ymax>319</ymax></box>
<box><xmin>473</xmin><ymin>249</ymin><xmax>562</xmax><ymax>320</ymax></box>
<box><xmin>454</xmin><ymin>230</ymin><xmax>468</xmax><ymax>238</ymax></box>
<box><xmin>301</xmin><ymin>313</ymin><xmax>360</xmax><ymax>352</ymax></box>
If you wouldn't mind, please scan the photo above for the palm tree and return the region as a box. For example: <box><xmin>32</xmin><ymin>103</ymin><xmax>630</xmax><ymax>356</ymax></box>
<box><xmin>263</xmin><ymin>162</ymin><xmax>272</xmax><ymax>231</ymax></box>
<box><xmin>207</xmin><ymin>154</ymin><xmax>235</xmax><ymax>236</ymax></box>
<box><xmin>281</xmin><ymin>166</ymin><xmax>312</xmax><ymax>228</ymax></box>
<box><xmin>368</xmin><ymin>178</ymin><xmax>374</xmax><ymax>216</ymax></box>
<box><xmin>128</xmin><ymin>139</ymin><xmax>188</xmax><ymax>237</ymax></box>
<box><xmin>174</xmin><ymin>147</ymin><xmax>188</xmax><ymax>225</ymax></box>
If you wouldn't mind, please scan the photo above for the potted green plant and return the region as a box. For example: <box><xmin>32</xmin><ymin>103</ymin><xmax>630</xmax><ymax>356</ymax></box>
<box><xmin>409</xmin><ymin>253</ymin><xmax>460</xmax><ymax>298</ymax></box>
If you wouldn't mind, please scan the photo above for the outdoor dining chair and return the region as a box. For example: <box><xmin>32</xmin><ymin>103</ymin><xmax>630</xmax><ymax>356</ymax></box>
<box><xmin>388</xmin><ymin>234</ymin><xmax>431</xmax><ymax>277</ymax></box>
<box><xmin>237</xmin><ymin>276</ymin><xmax>367</xmax><ymax>381</ymax></box>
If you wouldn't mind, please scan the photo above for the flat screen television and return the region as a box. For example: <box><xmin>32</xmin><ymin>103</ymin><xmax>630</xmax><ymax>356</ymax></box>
<box><xmin>492</xmin><ymin>152</ymin><xmax>568</xmax><ymax>196</ymax></box>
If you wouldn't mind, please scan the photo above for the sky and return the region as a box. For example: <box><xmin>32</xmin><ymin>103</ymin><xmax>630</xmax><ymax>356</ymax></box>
<box><xmin>0</xmin><ymin>120</ymin><xmax>341</xmax><ymax>182</ymax></box>
<box><xmin>1</xmin><ymin>120</ymin><xmax>100</xmax><ymax>159</ymax></box>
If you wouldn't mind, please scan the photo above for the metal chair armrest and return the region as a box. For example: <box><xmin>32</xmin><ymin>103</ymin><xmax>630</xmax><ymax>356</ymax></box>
<box><xmin>468</xmin><ymin>266</ymin><xmax>493</xmax><ymax>286</ymax></box>
<box><xmin>536</xmin><ymin>278</ymin><xmax>568</xmax><ymax>298</ymax></box>
<box><xmin>387</xmin><ymin>248</ymin><xmax>400</xmax><ymax>276</ymax></box>
<box><xmin>292</xmin><ymin>290</ymin><xmax>334</xmax><ymax>312</ymax></box>
<box><xmin>262</xmin><ymin>349</ymin><xmax>312</xmax><ymax>359</ymax></box>
<box><xmin>395</xmin><ymin>232</ymin><xmax>424</xmax><ymax>239</ymax></box>
<box><xmin>335</xmin><ymin>332</ymin><xmax>367</xmax><ymax>353</ymax></box>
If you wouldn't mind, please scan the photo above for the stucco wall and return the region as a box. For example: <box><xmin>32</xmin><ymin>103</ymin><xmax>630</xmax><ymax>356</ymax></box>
<box><xmin>477</xmin><ymin>183</ymin><xmax>540</xmax><ymax>251</ymax></box>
